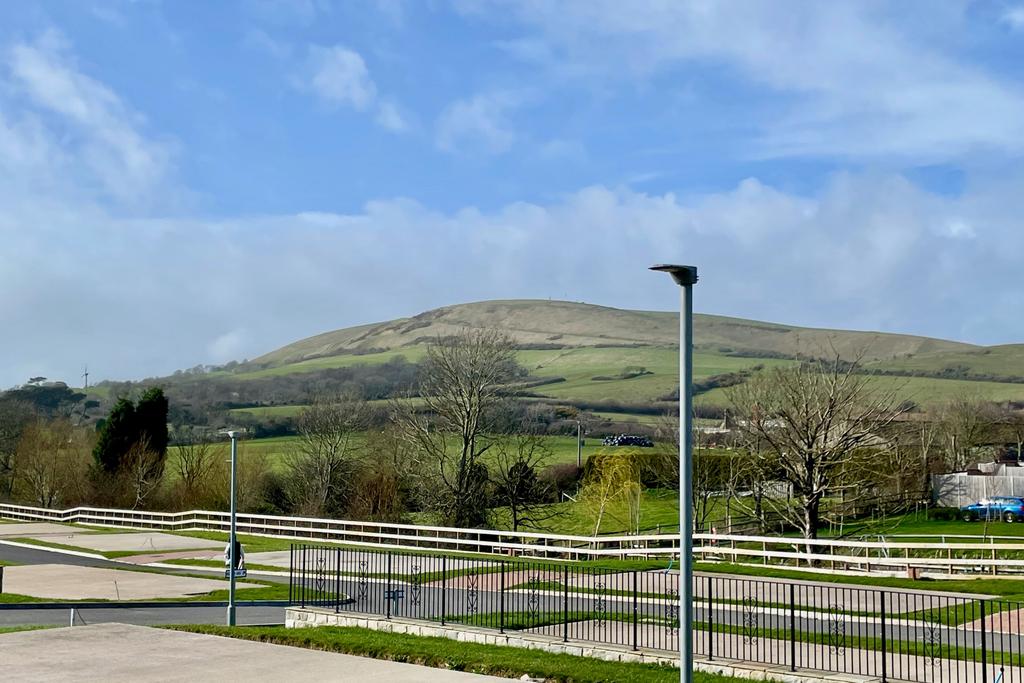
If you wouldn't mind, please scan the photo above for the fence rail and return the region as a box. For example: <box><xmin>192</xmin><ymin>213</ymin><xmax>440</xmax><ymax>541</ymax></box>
<box><xmin>290</xmin><ymin>544</ymin><xmax>1024</xmax><ymax>683</ymax></box>
<box><xmin>6</xmin><ymin>502</ymin><xmax>1024</xmax><ymax>573</ymax></box>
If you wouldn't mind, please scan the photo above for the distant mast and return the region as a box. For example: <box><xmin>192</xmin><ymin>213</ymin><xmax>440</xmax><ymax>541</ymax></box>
<box><xmin>82</xmin><ymin>365</ymin><xmax>89</xmax><ymax>389</ymax></box>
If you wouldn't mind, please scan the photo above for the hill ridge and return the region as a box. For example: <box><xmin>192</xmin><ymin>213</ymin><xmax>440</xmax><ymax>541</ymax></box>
<box><xmin>250</xmin><ymin>299</ymin><xmax>979</xmax><ymax>368</ymax></box>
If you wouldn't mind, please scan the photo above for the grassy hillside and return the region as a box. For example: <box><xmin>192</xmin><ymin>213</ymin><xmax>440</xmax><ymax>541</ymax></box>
<box><xmin>222</xmin><ymin>299</ymin><xmax>1024</xmax><ymax>407</ymax></box>
<box><xmin>251</xmin><ymin>299</ymin><xmax>977</xmax><ymax>367</ymax></box>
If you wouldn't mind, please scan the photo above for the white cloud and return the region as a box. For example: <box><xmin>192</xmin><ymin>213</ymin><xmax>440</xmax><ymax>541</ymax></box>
<box><xmin>375</xmin><ymin>100</ymin><xmax>410</xmax><ymax>132</ymax></box>
<box><xmin>208</xmin><ymin>329</ymin><xmax>250</xmax><ymax>362</ymax></box>
<box><xmin>1002</xmin><ymin>6</ymin><xmax>1024</xmax><ymax>31</ymax></box>
<box><xmin>5</xmin><ymin>168</ymin><xmax>1024</xmax><ymax>386</ymax></box>
<box><xmin>302</xmin><ymin>45</ymin><xmax>377</xmax><ymax>110</ymax></box>
<box><xmin>436</xmin><ymin>91</ymin><xmax>520</xmax><ymax>154</ymax></box>
<box><xmin>3</xmin><ymin>30</ymin><xmax>174</xmax><ymax>204</ymax></box>
<box><xmin>477</xmin><ymin>1</ymin><xmax>1024</xmax><ymax>162</ymax></box>
<box><xmin>295</xmin><ymin>44</ymin><xmax>409</xmax><ymax>133</ymax></box>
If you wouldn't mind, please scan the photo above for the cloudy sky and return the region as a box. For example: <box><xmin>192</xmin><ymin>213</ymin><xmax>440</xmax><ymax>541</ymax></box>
<box><xmin>2</xmin><ymin>1</ymin><xmax>1023</xmax><ymax>387</ymax></box>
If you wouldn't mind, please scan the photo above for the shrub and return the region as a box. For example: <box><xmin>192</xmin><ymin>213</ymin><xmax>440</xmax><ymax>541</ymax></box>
<box><xmin>927</xmin><ymin>506</ymin><xmax>961</xmax><ymax>521</ymax></box>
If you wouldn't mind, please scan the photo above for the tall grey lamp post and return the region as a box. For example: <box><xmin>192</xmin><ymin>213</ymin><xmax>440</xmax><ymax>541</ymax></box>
<box><xmin>227</xmin><ymin>430</ymin><xmax>239</xmax><ymax>626</ymax></box>
<box><xmin>650</xmin><ymin>264</ymin><xmax>697</xmax><ymax>683</ymax></box>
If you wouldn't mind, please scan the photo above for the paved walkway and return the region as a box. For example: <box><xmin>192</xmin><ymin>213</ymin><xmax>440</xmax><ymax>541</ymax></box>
<box><xmin>0</xmin><ymin>623</ymin><xmax>512</xmax><ymax>682</ymax></box>
<box><xmin>1</xmin><ymin>564</ymin><xmax>257</xmax><ymax>600</ymax></box>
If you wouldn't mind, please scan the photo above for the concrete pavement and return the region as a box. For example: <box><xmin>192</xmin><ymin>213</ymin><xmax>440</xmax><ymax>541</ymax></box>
<box><xmin>0</xmin><ymin>623</ymin><xmax>512</xmax><ymax>682</ymax></box>
<box><xmin>1</xmin><ymin>563</ymin><xmax>258</xmax><ymax>600</ymax></box>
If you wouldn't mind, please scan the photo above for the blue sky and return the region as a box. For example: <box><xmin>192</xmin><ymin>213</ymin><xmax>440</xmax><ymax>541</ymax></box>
<box><xmin>2</xmin><ymin>1</ymin><xmax>1024</xmax><ymax>386</ymax></box>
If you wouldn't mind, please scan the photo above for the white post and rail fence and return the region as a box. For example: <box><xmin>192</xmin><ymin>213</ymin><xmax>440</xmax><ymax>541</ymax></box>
<box><xmin>4</xmin><ymin>501</ymin><xmax>1024</xmax><ymax>574</ymax></box>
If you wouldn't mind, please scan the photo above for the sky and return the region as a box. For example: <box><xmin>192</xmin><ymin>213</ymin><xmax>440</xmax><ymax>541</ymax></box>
<box><xmin>2</xmin><ymin>1</ymin><xmax>1024</xmax><ymax>387</ymax></box>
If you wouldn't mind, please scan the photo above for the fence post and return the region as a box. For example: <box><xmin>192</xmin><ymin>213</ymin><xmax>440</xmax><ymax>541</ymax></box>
<box><xmin>288</xmin><ymin>545</ymin><xmax>293</xmax><ymax>605</ymax></box>
<box><xmin>981</xmin><ymin>600</ymin><xmax>988</xmax><ymax>683</ymax></box>
<box><xmin>880</xmin><ymin>590</ymin><xmax>887</xmax><ymax>683</ymax></box>
<box><xmin>441</xmin><ymin>556</ymin><xmax>447</xmax><ymax>626</ymax></box>
<box><xmin>301</xmin><ymin>544</ymin><xmax>306</xmax><ymax>609</ymax></box>
<box><xmin>335</xmin><ymin>547</ymin><xmax>341</xmax><ymax>613</ymax></box>
<box><xmin>632</xmin><ymin>570</ymin><xmax>638</xmax><ymax>651</ymax></box>
<box><xmin>500</xmin><ymin>561</ymin><xmax>506</xmax><ymax>634</ymax></box>
<box><xmin>707</xmin><ymin>575</ymin><xmax>714</xmax><ymax>661</ymax></box>
<box><xmin>563</xmin><ymin>565</ymin><xmax>569</xmax><ymax>643</ymax></box>
<box><xmin>386</xmin><ymin>552</ymin><xmax>392</xmax><ymax>620</ymax></box>
<box><xmin>788</xmin><ymin>583</ymin><xmax>796</xmax><ymax>672</ymax></box>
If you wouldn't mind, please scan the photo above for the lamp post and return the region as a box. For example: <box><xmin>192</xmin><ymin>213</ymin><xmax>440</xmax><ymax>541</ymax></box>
<box><xmin>226</xmin><ymin>430</ymin><xmax>239</xmax><ymax>627</ymax></box>
<box><xmin>650</xmin><ymin>264</ymin><xmax>697</xmax><ymax>683</ymax></box>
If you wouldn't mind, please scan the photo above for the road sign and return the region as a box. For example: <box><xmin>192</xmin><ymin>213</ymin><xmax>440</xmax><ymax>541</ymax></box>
<box><xmin>224</xmin><ymin>569</ymin><xmax>247</xmax><ymax>579</ymax></box>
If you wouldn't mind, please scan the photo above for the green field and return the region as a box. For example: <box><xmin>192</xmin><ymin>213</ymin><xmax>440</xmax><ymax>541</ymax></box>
<box><xmin>83</xmin><ymin>300</ymin><xmax>1024</xmax><ymax>413</ymax></box>
<box><xmin>225</xmin><ymin>347</ymin><xmax>427</xmax><ymax>380</ymax></box>
<box><xmin>168</xmin><ymin>432</ymin><xmax>619</xmax><ymax>479</ymax></box>
<box><xmin>219</xmin><ymin>342</ymin><xmax>1024</xmax><ymax>418</ymax></box>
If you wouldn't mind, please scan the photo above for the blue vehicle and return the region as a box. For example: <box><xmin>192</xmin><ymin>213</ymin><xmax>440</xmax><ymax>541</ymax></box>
<box><xmin>960</xmin><ymin>497</ymin><xmax>1024</xmax><ymax>522</ymax></box>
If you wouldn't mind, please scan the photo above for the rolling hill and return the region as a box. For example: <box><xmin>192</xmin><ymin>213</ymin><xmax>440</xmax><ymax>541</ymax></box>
<box><xmin>220</xmin><ymin>299</ymin><xmax>1024</xmax><ymax>409</ymax></box>
<box><xmin>251</xmin><ymin>299</ymin><xmax>977</xmax><ymax>367</ymax></box>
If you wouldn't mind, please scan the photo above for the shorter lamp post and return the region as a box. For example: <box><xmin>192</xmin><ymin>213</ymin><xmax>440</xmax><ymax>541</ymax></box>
<box><xmin>226</xmin><ymin>430</ymin><xmax>239</xmax><ymax>626</ymax></box>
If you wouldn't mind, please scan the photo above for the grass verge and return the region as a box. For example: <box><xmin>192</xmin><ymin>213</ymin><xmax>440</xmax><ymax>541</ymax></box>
<box><xmin>0</xmin><ymin>625</ymin><xmax>52</xmax><ymax>634</ymax></box>
<box><xmin>165</xmin><ymin>625</ymin><xmax>728</xmax><ymax>683</ymax></box>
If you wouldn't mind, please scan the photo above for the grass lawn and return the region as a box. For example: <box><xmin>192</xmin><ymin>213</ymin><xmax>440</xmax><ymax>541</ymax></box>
<box><xmin>0</xmin><ymin>626</ymin><xmax>52</xmax><ymax>635</ymax></box>
<box><xmin>166</xmin><ymin>431</ymin><xmax>620</xmax><ymax>480</ymax></box>
<box><xmin>165</xmin><ymin>625</ymin><xmax>716</xmax><ymax>683</ymax></box>
<box><xmin>822</xmin><ymin>512</ymin><xmax>1024</xmax><ymax>539</ymax></box>
<box><xmin>488</xmin><ymin>487</ymin><xmax>682</xmax><ymax>537</ymax></box>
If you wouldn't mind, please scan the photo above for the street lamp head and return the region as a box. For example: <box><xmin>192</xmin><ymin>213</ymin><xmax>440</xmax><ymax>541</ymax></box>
<box><xmin>650</xmin><ymin>264</ymin><xmax>698</xmax><ymax>287</ymax></box>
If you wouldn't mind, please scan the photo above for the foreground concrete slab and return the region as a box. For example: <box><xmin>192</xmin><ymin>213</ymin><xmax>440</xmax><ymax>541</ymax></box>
<box><xmin>0</xmin><ymin>623</ymin><xmax>511</xmax><ymax>682</ymax></box>
<box><xmin>24</xmin><ymin>531</ymin><xmax>221</xmax><ymax>553</ymax></box>
<box><xmin>0</xmin><ymin>522</ymin><xmax>80</xmax><ymax>537</ymax></box>
<box><xmin>2</xmin><ymin>564</ymin><xmax>256</xmax><ymax>600</ymax></box>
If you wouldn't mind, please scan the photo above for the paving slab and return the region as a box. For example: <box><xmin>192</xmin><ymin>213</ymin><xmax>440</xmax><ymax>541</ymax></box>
<box><xmin>1</xmin><ymin>564</ymin><xmax>256</xmax><ymax>600</ymax></box>
<box><xmin>23</xmin><ymin>531</ymin><xmax>221</xmax><ymax>553</ymax></box>
<box><xmin>0</xmin><ymin>522</ymin><xmax>80</xmax><ymax>537</ymax></box>
<box><xmin>0</xmin><ymin>623</ymin><xmax>510</xmax><ymax>682</ymax></box>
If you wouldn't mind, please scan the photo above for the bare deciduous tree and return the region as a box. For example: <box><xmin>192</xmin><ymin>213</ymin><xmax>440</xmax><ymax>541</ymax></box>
<box><xmin>728</xmin><ymin>356</ymin><xmax>905</xmax><ymax>540</ymax></box>
<box><xmin>394</xmin><ymin>329</ymin><xmax>518</xmax><ymax>527</ymax></box>
<box><xmin>0</xmin><ymin>399</ymin><xmax>34</xmax><ymax>501</ymax></box>
<box><xmin>172</xmin><ymin>427</ymin><xmax>220</xmax><ymax>507</ymax></box>
<box><xmin>491</xmin><ymin>432</ymin><xmax>557</xmax><ymax>532</ymax></box>
<box><xmin>122</xmin><ymin>437</ymin><xmax>164</xmax><ymax>509</ymax></box>
<box><xmin>349</xmin><ymin>427</ymin><xmax>414</xmax><ymax>522</ymax></box>
<box><xmin>14</xmin><ymin>419</ymin><xmax>92</xmax><ymax>508</ymax></box>
<box><xmin>937</xmin><ymin>394</ymin><xmax>999</xmax><ymax>471</ymax></box>
<box><xmin>286</xmin><ymin>396</ymin><xmax>366</xmax><ymax>516</ymax></box>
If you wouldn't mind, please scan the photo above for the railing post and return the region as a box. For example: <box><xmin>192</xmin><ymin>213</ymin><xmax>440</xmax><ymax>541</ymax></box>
<box><xmin>441</xmin><ymin>556</ymin><xmax>447</xmax><ymax>626</ymax></box>
<box><xmin>632</xmin><ymin>570</ymin><xmax>638</xmax><ymax>651</ymax></box>
<box><xmin>301</xmin><ymin>544</ymin><xmax>306</xmax><ymax>608</ymax></box>
<box><xmin>288</xmin><ymin>544</ymin><xmax>293</xmax><ymax>604</ymax></box>
<box><xmin>707</xmin><ymin>575</ymin><xmax>714</xmax><ymax>661</ymax></box>
<box><xmin>335</xmin><ymin>547</ymin><xmax>341</xmax><ymax>613</ymax></box>
<box><xmin>386</xmin><ymin>552</ymin><xmax>392</xmax><ymax>620</ymax></box>
<box><xmin>879</xmin><ymin>590</ymin><xmax>887</xmax><ymax>683</ymax></box>
<box><xmin>563</xmin><ymin>565</ymin><xmax>569</xmax><ymax>643</ymax></box>
<box><xmin>500</xmin><ymin>561</ymin><xmax>506</xmax><ymax>634</ymax></box>
<box><xmin>788</xmin><ymin>582</ymin><xmax>796</xmax><ymax>672</ymax></box>
<box><xmin>981</xmin><ymin>600</ymin><xmax>988</xmax><ymax>683</ymax></box>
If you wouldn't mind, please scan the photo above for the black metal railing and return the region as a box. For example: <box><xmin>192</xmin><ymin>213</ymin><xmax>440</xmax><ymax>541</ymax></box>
<box><xmin>289</xmin><ymin>544</ymin><xmax>1024</xmax><ymax>683</ymax></box>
